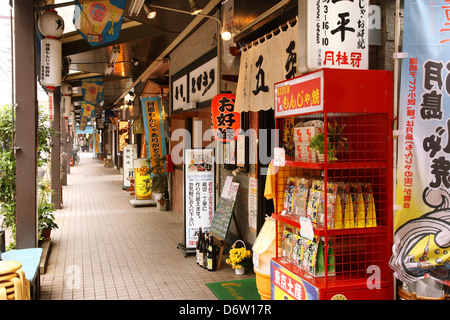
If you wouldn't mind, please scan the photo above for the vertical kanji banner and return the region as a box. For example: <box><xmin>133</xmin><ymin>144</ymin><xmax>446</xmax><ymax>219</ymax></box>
<box><xmin>74</xmin><ymin>0</ymin><xmax>126</xmax><ymax>46</ymax></box>
<box><xmin>141</xmin><ymin>96</ymin><xmax>166</xmax><ymax>173</ymax></box>
<box><xmin>390</xmin><ymin>1</ymin><xmax>450</xmax><ymax>284</ymax></box>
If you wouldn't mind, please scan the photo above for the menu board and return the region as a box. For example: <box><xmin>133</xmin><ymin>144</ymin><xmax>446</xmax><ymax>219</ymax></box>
<box><xmin>210</xmin><ymin>197</ymin><xmax>235</xmax><ymax>240</ymax></box>
<box><xmin>123</xmin><ymin>144</ymin><xmax>137</xmax><ymax>189</ymax></box>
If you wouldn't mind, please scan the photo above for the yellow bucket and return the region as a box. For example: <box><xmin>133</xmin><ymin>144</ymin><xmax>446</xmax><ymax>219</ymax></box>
<box><xmin>255</xmin><ymin>269</ymin><xmax>271</xmax><ymax>300</ymax></box>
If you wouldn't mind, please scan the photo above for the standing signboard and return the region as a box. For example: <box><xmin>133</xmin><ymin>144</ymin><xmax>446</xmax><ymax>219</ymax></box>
<box><xmin>123</xmin><ymin>144</ymin><xmax>137</xmax><ymax>189</ymax></box>
<box><xmin>181</xmin><ymin>149</ymin><xmax>215</xmax><ymax>254</ymax></box>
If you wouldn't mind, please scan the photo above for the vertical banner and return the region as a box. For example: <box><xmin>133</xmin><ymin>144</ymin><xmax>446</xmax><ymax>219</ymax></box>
<box><xmin>123</xmin><ymin>144</ymin><xmax>137</xmax><ymax>189</ymax></box>
<box><xmin>141</xmin><ymin>96</ymin><xmax>166</xmax><ymax>171</ymax></box>
<box><xmin>118</xmin><ymin>120</ymin><xmax>129</xmax><ymax>152</ymax></box>
<box><xmin>390</xmin><ymin>1</ymin><xmax>450</xmax><ymax>284</ymax></box>
<box><xmin>93</xmin><ymin>130</ymin><xmax>100</xmax><ymax>155</ymax></box>
<box><xmin>184</xmin><ymin>149</ymin><xmax>215</xmax><ymax>249</ymax></box>
<box><xmin>74</xmin><ymin>0</ymin><xmax>126</xmax><ymax>46</ymax></box>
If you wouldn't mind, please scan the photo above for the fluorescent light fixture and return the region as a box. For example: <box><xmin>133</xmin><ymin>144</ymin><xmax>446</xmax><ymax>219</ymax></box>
<box><xmin>189</xmin><ymin>0</ymin><xmax>202</xmax><ymax>15</ymax></box>
<box><xmin>104</xmin><ymin>64</ymin><xmax>114</xmax><ymax>75</ymax></box>
<box><xmin>128</xmin><ymin>0</ymin><xmax>145</xmax><ymax>16</ymax></box>
<box><xmin>143</xmin><ymin>3</ymin><xmax>157</xmax><ymax>19</ymax></box>
<box><xmin>109</xmin><ymin>46</ymin><xmax>120</xmax><ymax>64</ymax></box>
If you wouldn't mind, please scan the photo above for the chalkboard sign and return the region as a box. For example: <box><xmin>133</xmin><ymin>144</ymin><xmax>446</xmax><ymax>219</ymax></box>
<box><xmin>210</xmin><ymin>197</ymin><xmax>235</xmax><ymax>240</ymax></box>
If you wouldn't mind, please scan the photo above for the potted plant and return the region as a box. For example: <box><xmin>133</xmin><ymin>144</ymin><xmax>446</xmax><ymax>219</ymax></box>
<box><xmin>38</xmin><ymin>179</ymin><xmax>58</xmax><ymax>240</ymax></box>
<box><xmin>226</xmin><ymin>240</ymin><xmax>252</xmax><ymax>275</ymax></box>
<box><xmin>309</xmin><ymin>121</ymin><xmax>348</xmax><ymax>162</ymax></box>
<box><xmin>146</xmin><ymin>157</ymin><xmax>169</xmax><ymax>211</ymax></box>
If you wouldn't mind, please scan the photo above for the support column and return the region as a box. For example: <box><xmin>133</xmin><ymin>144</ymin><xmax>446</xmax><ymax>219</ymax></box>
<box><xmin>60</xmin><ymin>97</ymin><xmax>67</xmax><ymax>186</ymax></box>
<box><xmin>51</xmin><ymin>89</ymin><xmax>62</xmax><ymax>209</ymax></box>
<box><xmin>14</xmin><ymin>1</ymin><xmax>38</xmax><ymax>249</ymax></box>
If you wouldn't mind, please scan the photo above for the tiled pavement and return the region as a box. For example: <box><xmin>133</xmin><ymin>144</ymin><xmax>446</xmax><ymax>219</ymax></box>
<box><xmin>40</xmin><ymin>152</ymin><xmax>254</xmax><ymax>300</ymax></box>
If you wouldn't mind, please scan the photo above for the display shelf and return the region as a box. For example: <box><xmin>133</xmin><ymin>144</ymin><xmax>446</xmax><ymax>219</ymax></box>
<box><xmin>271</xmin><ymin>68</ymin><xmax>394</xmax><ymax>300</ymax></box>
<box><xmin>272</xmin><ymin>213</ymin><xmax>388</xmax><ymax>237</ymax></box>
<box><xmin>284</xmin><ymin>160</ymin><xmax>388</xmax><ymax>170</ymax></box>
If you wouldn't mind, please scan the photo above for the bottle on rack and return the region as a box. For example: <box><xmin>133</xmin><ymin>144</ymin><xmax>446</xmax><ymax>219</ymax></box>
<box><xmin>207</xmin><ymin>236</ymin><xmax>217</xmax><ymax>271</ymax></box>
<box><xmin>196</xmin><ymin>227</ymin><xmax>203</xmax><ymax>265</ymax></box>
<box><xmin>203</xmin><ymin>233</ymin><xmax>209</xmax><ymax>269</ymax></box>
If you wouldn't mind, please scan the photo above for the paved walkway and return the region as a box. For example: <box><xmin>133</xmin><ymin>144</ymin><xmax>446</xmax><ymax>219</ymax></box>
<box><xmin>40</xmin><ymin>152</ymin><xmax>254</xmax><ymax>300</ymax></box>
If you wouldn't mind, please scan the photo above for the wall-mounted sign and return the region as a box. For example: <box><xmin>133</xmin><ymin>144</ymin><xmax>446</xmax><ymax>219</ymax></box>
<box><xmin>172</xmin><ymin>74</ymin><xmax>188</xmax><ymax>111</ymax></box>
<box><xmin>274</xmin><ymin>70</ymin><xmax>324</xmax><ymax>117</ymax></box>
<box><xmin>211</xmin><ymin>93</ymin><xmax>240</xmax><ymax>142</ymax></box>
<box><xmin>299</xmin><ymin>0</ymin><xmax>368</xmax><ymax>72</ymax></box>
<box><xmin>172</xmin><ymin>51</ymin><xmax>218</xmax><ymax>111</ymax></box>
<box><xmin>184</xmin><ymin>149</ymin><xmax>215</xmax><ymax>249</ymax></box>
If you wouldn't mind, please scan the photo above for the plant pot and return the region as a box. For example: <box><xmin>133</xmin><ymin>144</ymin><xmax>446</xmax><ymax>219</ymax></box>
<box><xmin>154</xmin><ymin>193</ymin><xmax>169</xmax><ymax>211</ymax></box>
<box><xmin>41</xmin><ymin>229</ymin><xmax>51</xmax><ymax>239</ymax></box>
<box><xmin>235</xmin><ymin>267</ymin><xmax>245</xmax><ymax>275</ymax></box>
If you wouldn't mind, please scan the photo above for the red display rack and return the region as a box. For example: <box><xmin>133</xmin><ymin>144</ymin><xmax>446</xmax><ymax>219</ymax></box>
<box><xmin>271</xmin><ymin>68</ymin><xmax>394</xmax><ymax>300</ymax></box>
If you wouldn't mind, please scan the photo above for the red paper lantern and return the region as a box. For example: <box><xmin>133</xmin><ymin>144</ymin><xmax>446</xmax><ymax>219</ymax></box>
<box><xmin>211</xmin><ymin>93</ymin><xmax>241</xmax><ymax>142</ymax></box>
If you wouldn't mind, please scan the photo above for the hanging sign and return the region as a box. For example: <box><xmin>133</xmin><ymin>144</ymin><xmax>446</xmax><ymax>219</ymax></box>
<box><xmin>299</xmin><ymin>0</ymin><xmax>369</xmax><ymax>72</ymax></box>
<box><xmin>141</xmin><ymin>96</ymin><xmax>166</xmax><ymax>171</ymax></box>
<box><xmin>81</xmin><ymin>76</ymin><xmax>104</xmax><ymax>105</ymax></box>
<box><xmin>172</xmin><ymin>75</ymin><xmax>188</xmax><ymax>111</ymax></box>
<box><xmin>73</xmin><ymin>0</ymin><xmax>126</xmax><ymax>46</ymax></box>
<box><xmin>123</xmin><ymin>144</ymin><xmax>137</xmax><ymax>189</ymax></box>
<box><xmin>211</xmin><ymin>93</ymin><xmax>240</xmax><ymax>142</ymax></box>
<box><xmin>235</xmin><ymin>21</ymin><xmax>298</xmax><ymax>112</ymax></box>
<box><xmin>80</xmin><ymin>101</ymin><xmax>96</xmax><ymax>120</ymax></box>
<box><xmin>274</xmin><ymin>70</ymin><xmax>323</xmax><ymax>117</ymax></box>
<box><xmin>184</xmin><ymin>149</ymin><xmax>215</xmax><ymax>249</ymax></box>
<box><xmin>118</xmin><ymin>120</ymin><xmax>129</xmax><ymax>152</ymax></box>
<box><xmin>390</xmin><ymin>1</ymin><xmax>450</xmax><ymax>285</ymax></box>
<box><xmin>48</xmin><ymin>92</ymin><xmax>54</xmax><ymax>121</ymax></box>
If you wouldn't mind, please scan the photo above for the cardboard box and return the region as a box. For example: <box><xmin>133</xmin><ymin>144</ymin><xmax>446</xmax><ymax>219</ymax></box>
<box><xmin>293</xmin><ymin>121</ymin><xmax>324</xmax><ymax>145</ymax></box>
<box><xmin>295</xmin><ymin>143</ymin><xmax>317</xmax><ymax>162</ymax></box>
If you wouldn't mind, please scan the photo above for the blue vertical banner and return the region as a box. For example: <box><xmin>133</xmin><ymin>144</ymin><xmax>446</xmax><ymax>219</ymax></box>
<box><xmin>390</xmin><ymin>1</ymin><xmax>450</xmax><ymax>284</ymax></box>
<box><xmin>141</xmin><ymin>96</ymin><xmax>166</xmax><ymax>174</ymax></box>
<box><xmin>74</xmin><ymin>0</ymin><xmax>126</xmax><ymax>46</ymax></box>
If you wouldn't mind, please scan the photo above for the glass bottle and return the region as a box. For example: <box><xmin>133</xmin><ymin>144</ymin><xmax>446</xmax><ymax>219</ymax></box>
<box><xmin>207</xmin><ymin>236</ymin><xmax>217</xmax><ymax>271</ymax></box>
<box><xmin>196</xmin><ymin>227</ymin><xmax>203</xmax><ymax>265</ymax></box>
<box><xmin>203</xmin><ymin>233</ymin><xmax>209</xmax><ymax>269</ymax></box>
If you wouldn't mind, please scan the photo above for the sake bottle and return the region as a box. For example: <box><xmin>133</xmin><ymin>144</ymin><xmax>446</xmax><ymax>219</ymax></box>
<box><xmin>203</xmin><ymin>233</ymin><xmax>209</xmax><ymax>269</ymax></box>
<box><xmin>207</xmin><ymin>236</ymin><xmax>217</xmax><ymax>271</ymax></box>
<box><xmin>196</xmin><ymin>227</ymin><xmax>203</xmax><ymax>265</ymax></box>
<box><xmin>198</xmin><ymin>230</ymin><xmax>205</xmax><ymax>268</ymax></box>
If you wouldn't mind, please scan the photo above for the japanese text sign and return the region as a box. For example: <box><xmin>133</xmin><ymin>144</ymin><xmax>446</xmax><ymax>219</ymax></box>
<box><xmin>300</xmin><ymin>0</ymin><xmax>368</xmax><ymax>71</ymax></box>
<box><xmin>141</xmin><ymin>96</ymin><xmax>166</xmax><ymax>174</ymax></box>
<box><xmin>74</xmin><ymin>0</ymin><xmax>126</xmax><ymax>46</ymax></box>
<box><xmin>275</xmin><ymin>70</ymin><xmax>323</xmax><ymax>117</ymax></box>
<box><xmin>211</xmin><ymin>93</ymin><xmax>241</xmax><ymax>142</ymax></box>
<box><xmin>390</xmin><ymin>1</ymin><xmax>450</xmax><ymax>285</ymax></box>
<box><xmin>184</xmin><ymin>149</ymin><xmax>215</xmax><ymax>249</ymax></box>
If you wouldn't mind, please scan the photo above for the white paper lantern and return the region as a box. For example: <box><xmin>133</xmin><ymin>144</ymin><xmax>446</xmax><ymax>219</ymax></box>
<box><xmin>40</xmin><ymin>38</ymin><xmax>62</xmax><ymax>91</ymax></box>
<box><xmin>38</xmin><ymin>9</ymin><xmax>64</xmax><ymax>38</ymax></box>
<box><xmin>39</xmin><ymin>9</ymin><xmax>64</xmax><ymax>92</ymax></box>
<box><xmin>62</xmin><ymin>95</ymin><xmax>71</xmax><ymax>119</ymax></box>
<box><xmin>61</xmin><ymin>83</ymin><xmax>72</xmax><ymax>95</ymax></box>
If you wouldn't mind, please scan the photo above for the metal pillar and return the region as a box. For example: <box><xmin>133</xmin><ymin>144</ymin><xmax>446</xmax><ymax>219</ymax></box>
<box><xmin>51</xmin><ymin>89</ymin><xmax>62</xmax><ymax>209</ymax></box>
<box><xmin>14</xmin><ymin>1</ymin><xmax>38</xmax><ymax>249</ymax></box>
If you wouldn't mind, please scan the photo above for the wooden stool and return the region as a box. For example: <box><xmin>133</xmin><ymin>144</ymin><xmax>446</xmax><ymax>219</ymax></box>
<box><xmin>0</xmin><ymin>261</ymin><xmax>30</xmax><ymax>300</ymax></box>
<box><xmin>103</xmin><ymin>159</ymin><xmax>113</xmax><ymax>167</ymax></box>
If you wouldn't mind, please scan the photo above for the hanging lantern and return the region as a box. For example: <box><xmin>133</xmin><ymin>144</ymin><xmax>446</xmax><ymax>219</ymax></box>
<box><xmin>38</xmin><ymin>9</ymin><xmax>64</xmax><ymax>92</ymax></box>
<box><xmin>61</xmin><ymin>83</ymin><xmax>72</xmax><ymax>119</ymax></box>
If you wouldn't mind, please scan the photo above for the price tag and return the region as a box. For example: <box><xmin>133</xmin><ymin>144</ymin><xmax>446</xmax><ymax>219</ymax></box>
<box><xmin>273</xmin><ymin>147</ymin><xmax>285</xmax><ymax>167</ymax></box>
<box><xmin>299</xmin><ymin>217</ymin><xmax>314</xmax><ymax>241</ymax></box>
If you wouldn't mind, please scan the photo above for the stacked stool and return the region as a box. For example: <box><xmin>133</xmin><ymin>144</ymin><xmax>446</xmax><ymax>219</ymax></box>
<box><xmin>0</xmin><ymin>260</ymin><xmax>30</xmax><ymax>300</ymax></box>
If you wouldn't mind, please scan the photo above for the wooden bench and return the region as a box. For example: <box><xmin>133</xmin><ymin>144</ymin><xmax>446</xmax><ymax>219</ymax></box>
<box><xmin>1</xmin><ymin>248</ymin><xmax>43</xmax><ymax>300</ymax></box>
